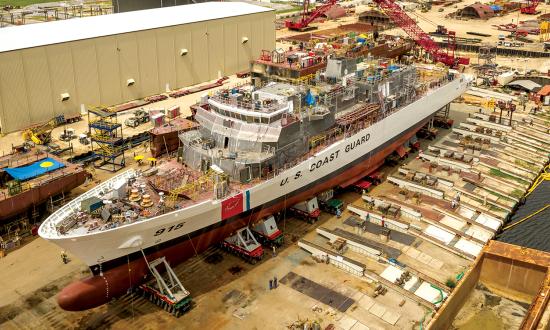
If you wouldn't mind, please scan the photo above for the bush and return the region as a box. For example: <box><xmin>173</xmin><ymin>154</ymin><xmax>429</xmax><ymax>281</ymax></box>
<box><xmin>446</xmin><ymin>278</ymin><xmax>456</xmax><ymax>288</ymax></box>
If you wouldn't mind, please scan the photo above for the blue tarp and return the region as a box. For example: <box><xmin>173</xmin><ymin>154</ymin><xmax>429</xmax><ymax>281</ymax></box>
<box><xmin>490</xmin><ymin>5</ymin><xmax>501</xmax><ymax>11</ymax></box>
<box><xmin>305</xmin><ymin>90</ymin><xmax>316</xmax><ymax>106</ymax></box>
<box><xmin>4</xmin><ymin>157</ymin><xmax>65</xmax><ymax>181</ymax></box>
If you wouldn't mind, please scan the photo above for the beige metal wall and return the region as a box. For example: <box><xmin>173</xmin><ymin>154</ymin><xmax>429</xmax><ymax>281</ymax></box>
<box><xmin>0</xmin><ymin>11</ymin><xmax>275</xmax><ymax>133</ymax></box>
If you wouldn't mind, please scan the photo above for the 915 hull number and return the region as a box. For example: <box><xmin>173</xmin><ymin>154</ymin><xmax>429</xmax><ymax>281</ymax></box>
<box><xmin>154</xmin><ymin>222</ymin><xmax>184</xmax><ymax>236</ymax></box>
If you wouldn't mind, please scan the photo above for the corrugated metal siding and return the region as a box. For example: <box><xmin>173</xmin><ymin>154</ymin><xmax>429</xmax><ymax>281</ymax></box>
<box><xmin>117</xmin><ymin>33</ymin><xmax>141</xmax><ymax>101</ymax></box>
<box><xmin>0</xmin><ymin>11</ymin><xmax>275</xmax><ymax>132</ymax></box>
<box><xmin>46</xmin><ymin>44</ymin><xmax>79</xmax><ymax>118</ymax></box>
<box><xmin>72</xmin><ymin>40</ymin><xmax>101</xmax><ymax>109</ymax></box>
<box><xmin>191</xmin><ymin>22</ymin><xmax>209</xmax><ymax>83</ymax></box>
<box><xmin>95</xmin><ymin>36</ymin><xmax>122</xmax><ymax>105</ymax></box>
<box><xmin>0</xmin><ymin>82</ymin><xmax>3</xmax><ymax>132</ymax></box>
<box><xmin>137</xmin><ymin>30</ymin><xmax>160</xmax><ymax>97</ymax></box>
<box><xmin>250</xmin><ymin>17</ymin><xmax>264</xmax><ymax>68</ymax></box>
<box><xmin>224</xmin><ymin>19</ymin><xmax>238</xmax><ymax>75</ymax></box>
<box><xmin>156</xmin><ymin>27</ymin><xmax>177</xmax><ymax>92</ymax></box>
<box><xmin>207</xmin><ymin>22</ymin><xmax>225</xmax><ymax>79</ymax></box>
<box><xmin>21</xmin><ymin>48</ymin><xmax>55</xmax><ymax>124</ymax></box>
<box><xmin>175</xmin><ymin>25</ymin><xmax>193</xmax><ymax>89</ymax></box>
<box><xmin>237</xmin><ymin>21</ymin><xmax>252</xmax><ymax>71</ymax></box>
<box><xmin>263</xmin><ymin>13</ymin><xmax>276</xmax><ymax>52</ymax></box>
<box><xmin>0</xmin><ymin>52</ymin><xmax>30</xmax><ymax>132</ymax></box>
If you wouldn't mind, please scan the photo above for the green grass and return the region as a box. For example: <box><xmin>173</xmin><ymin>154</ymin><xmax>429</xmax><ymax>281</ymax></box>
<box><xmin>0</xmin><ymin>0</ymin><xmax>110</xmax><ymax>7</ymax></box>
<box><xmin>514</xmin><ymin>159</ymin><xmax>538</xmax><ymax>172</ymax></box>
<box><xmin>487</xmin><ymin>190</ymin><xmax>512</xmax><ymax>202</ymax></box>
<box><xmin>0</xmin><ymin>0</ymin><xmax>53</xmax><ymax>7</ymax></box>
<box><xmin>511</xmin><ymin>189</ymin><xmax>524</xmax><ymax>199</ymax></box>
<box><xmin>276</xmin><ymin>4</ymin><xmax>316</xmax><ymax>14</ymax></box>
<box><xmin>489</xmin><ymin>168</ymin><xmax>529</xmax><ymax>185</ymax></box>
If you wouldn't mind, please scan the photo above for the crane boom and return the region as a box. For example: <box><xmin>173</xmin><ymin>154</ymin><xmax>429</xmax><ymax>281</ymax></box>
<box><xmin>521</xmin><ymin>0</ymin><xmax>540</xmax><ymax>14</ymax></box>
<box><xmin>285</xmin><ymin>0</ymin><xmax>339</xmax><ymax>31</ymax></box>
<box><xmin>284</xmin><ymin>0</ymin><xmax>469</xmax><ymax>67</ymax></box>
<box><xmin>373</xmin><ymin>0</ymin><xmax>469</xmax><ymax>67</ymax></box>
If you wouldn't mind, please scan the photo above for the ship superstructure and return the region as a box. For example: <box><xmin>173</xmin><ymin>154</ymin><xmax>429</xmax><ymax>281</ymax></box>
<box><xmin>39</xmin><ymin>58</ymin><xmax>471</xmax><ymax>311</ymax></box>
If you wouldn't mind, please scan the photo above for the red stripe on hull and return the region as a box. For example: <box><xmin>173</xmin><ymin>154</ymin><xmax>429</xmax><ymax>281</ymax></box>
<box><xmin>57</xmin><ymin>123</ymin><xmax>423</xmax><ymax>311</ymax></box>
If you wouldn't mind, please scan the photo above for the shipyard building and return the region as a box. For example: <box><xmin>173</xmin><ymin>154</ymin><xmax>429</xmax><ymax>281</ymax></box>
<box><xmin>0</xmin><ymin>2</ymin><xmax>275</xmax><ymax>133</ymax></box>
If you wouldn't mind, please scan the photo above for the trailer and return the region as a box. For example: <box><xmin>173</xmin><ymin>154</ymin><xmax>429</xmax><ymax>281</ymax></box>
<box><xmin>289</xmin><ymin>197</ymin><xmax>321</xmax><ymax>223</ymax></box>
<box><xmin>220</xmin><ymin>227</ymin><xmax>264</xmax><ymax>264</ymax></box>
<box><xmin>433</xmin><ymin>116</ymin><xmax>454</xmax><ymax>129</ymax></box>
<box><xmin>417</xmin><ymin>126</ymin><xmax>438</xmax><ymax>140</ymax></box>
<box><xmin>137</xmin><ymin>256</ymin><xmax>192</xmax><ymax>317</ymax></box>
<box><xmin>251</xmin><ymin>215</ymin><xmax>284</xmax><ymax>247</ymax></box>
<box><xmin>317</xmin><ymin>190</ymin><xmax>344</xmax><ymax>215</ymax></box>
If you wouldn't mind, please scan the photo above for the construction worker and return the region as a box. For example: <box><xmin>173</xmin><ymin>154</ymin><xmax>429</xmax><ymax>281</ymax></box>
<box><xmin>272</xmin><ymin>245</ymin><xmax>277</xmax><ymax>257</ymax></box>
<box><xmin>336</xmin><ymin>208</ymin><xmax>342</xmax><ymax>218</ymax></box>
<box><xmin>61</xmin><ymin>250</ymin><xmax>69</xmax><ymax>264</ymax></box>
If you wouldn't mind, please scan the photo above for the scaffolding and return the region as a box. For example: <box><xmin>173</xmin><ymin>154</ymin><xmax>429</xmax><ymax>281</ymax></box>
<box><xmin>167</xmin><ymin>167</ymin><xmax>229</xmax><ymax>206</ymax></box>
<box><xmin>88</xmin><ymin>106</ymin><xmax>125</xmax><ymax>172</ymax></box>
<box><xmin>476</xmin><ymin>44</ymin><xmax>497</xmax><ymax>86</ymax></box>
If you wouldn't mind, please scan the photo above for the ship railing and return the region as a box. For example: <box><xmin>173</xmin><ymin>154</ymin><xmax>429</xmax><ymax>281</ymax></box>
<box><xmin>257</xmin><ymin>76</ymin><xmax>461</xmax><ymax>182</ymax></box>
<box><xmin>40</xmin><ymin>169</ymin><xmax>137</xmax><ymax>237</ymax></box>
<box><xmin>0</xmin><ymin>150</ymin><xmax>50</xmax><ymax>169</ymax></box>
<box><xmin>210</xmin><ymin>95</ymin><xmax>286</xmax><ymax>113</ymax></box>
<box><xmin>0</xmin><ymin>167</ymin><xmax>79</xmax><ymax>202</ymax></box>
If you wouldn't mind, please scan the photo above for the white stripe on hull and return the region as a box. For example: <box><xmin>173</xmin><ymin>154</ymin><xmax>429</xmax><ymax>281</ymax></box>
<box><xmin>39</xmin><ymin>76</ymin><xmax>471</xmax><ymax>266</ymax></box>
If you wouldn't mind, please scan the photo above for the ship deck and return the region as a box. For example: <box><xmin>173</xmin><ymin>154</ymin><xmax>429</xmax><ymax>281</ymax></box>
<box><xmin>48</xmin><ymin>66</ymin><xmax>463</xmax><ymax>237</ymax></box>
<box><xmin>149</xmin><ymin>117</ymin><xmax>198</xmax><ymax>136</ymax></box>
<box><xmin>0</xmin><ymin>150</ymin><xmax>85</xmax><ymax>204</ymax></box>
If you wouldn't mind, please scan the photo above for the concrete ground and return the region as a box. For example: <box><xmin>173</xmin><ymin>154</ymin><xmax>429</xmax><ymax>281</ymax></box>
<box><xmin>0</xmin><ymin>75</ymin><xmax>248</xmax><ymax>158</ymax></box>
<box><xmin>0</xmin><ymin>192</ymin><xmax>464</xmax><ymax>330</ymax></box>
<box><xmin>0</xmin><ymin>102</ymin><xmax>486</xmax><ymax>330</ymax></box>
<box><xmin>0</xmin><ymin>6</ymin><xmax>547</xmax><ymax>329</ymax></box>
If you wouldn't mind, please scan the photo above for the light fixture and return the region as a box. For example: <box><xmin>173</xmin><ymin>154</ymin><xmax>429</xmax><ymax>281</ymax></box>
<box><xmin>60</xmin><ymin>93</ymin><xmax>70</xmax><ymax>101</ymax></box>
<box><xmin>126</xmin><ymin>78</ymin><xmax>135</xmax><ymax>86</ymax></box>
<box><xmin>241</xmin><ymin>37</ymin><xmax>249</xmax><ymax>44</ymax></box>
<box><xmin>180</xmin><ymin>48</ymin><xmax>188</xmax><ymax>56</ymax></box>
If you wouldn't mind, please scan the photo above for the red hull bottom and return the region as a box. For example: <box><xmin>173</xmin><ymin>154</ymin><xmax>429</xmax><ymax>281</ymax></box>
<box><xmin>57</xmin><ymin>125</ymin><xmax>422</xmax><ymax>311</ymax></box>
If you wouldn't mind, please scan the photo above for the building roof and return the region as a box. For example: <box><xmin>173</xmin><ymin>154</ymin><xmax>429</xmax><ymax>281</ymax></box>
<box><xmin>506</xmin><ymin>79</ymin><xmax>542</xmax><ymax>91</ymax></box>
<box><xmin>359</xmin><ymin>9</ymin><xmax>389</xmax><ymax>19</ymax></box>
<box><xmin>323</xmin><ymin>5</ymin><xmax>347</xmax><ymax>19</ymax></box>
<box><xmin>537</xmin><ymin>85</ymin><xmax>550</xmax><ymax>96</ymax></box>
<box><xmin>464</xmin><ymin>3</ymin><xmax>494</xmax><ymax>18</ymax></box>
<box><xmin>0</xmin><ymin>2</ymin><xmax>272</xmax><ymax>53</ymax></box>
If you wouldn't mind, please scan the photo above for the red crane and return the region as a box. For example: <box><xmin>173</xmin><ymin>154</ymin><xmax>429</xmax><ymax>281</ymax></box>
<box><xmin>285</xmin><ymin>0</ymin><xmax>339</xmax><ymax>31</ymax></box>
<box><xmin>520</xmin><ymin>0</ymin><xmax>540</xmax><ymax>14</ymax></box>
<box><xmin>373</xmin><ymin>0</ymin><xmax>469</xmax><ymax>67</ymax></box>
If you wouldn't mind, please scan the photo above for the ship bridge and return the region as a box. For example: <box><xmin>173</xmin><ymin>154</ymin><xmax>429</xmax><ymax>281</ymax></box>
<box><xmin>208</xmin><ymin>83</ymin><xmax>299</xmax><ymax>125</ymax></box>
<box><xmin>179</xmin><ymin>83</ymin><xmax>308</xmax><ymax>183</ymax></box>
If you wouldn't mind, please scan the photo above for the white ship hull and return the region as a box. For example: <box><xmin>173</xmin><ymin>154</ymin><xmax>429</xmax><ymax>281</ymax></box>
<box><xmin>39</xmin><ymin>75</ymin><xmax>471</xmax><ymax>267</ymax></box>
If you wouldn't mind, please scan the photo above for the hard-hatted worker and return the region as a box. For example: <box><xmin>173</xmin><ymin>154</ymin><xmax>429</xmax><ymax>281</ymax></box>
<box><xmin>61</xmin><ymin>250</ymin><xmax>69</xmax><ymax>264</ymax></box>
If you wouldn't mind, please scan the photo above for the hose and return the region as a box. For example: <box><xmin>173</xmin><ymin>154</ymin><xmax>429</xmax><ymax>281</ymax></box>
<box><xmin>525</xmin><ymin>164</ymin><xmax>550</xmax><ymax>198</ymax></box>
<box><xmin>419</xmin><ymin>307</ymin><xmax>432</xmax><ymax>330</ymax></box>
<box><xmin>501</xmin><ymin>204</ymin><xmax>550</xmax><ymax>231</ymax></box>
<box><xmin>419</xmin><ymin>284</ymin><xmax>443</xmax><ymax>330</ymax></box>
<box><xmin>456</xmin><ymin>271</ymin><xmax>464</xmax><ymax>281</ymax></box>
<box><xmin>430</xmin><ymin>284</ymin><xmax>445</xmax><ymax>305</ymax></box>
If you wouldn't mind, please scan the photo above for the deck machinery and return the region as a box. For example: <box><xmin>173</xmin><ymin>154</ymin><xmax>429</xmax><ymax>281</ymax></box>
<box><xmin>251</xmin><ymin>216</ymin><xmax>284</xmax><ymax>247</ymax></box>
<box><xmin>137</xmin><ymin>256</ymin><xmax>192</xmax><ymax>317</ymax></box>
<box><xmin>221</xmin><ymin>227</ymin><xmax>264</xmax><ymax>264</ymax></box>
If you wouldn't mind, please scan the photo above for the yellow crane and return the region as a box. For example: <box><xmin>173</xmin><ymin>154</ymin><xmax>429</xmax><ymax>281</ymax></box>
<box><xmin>21</xmin><ymin>117</ymin><xmax>58</xmax><ymax>145</ymax></box>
